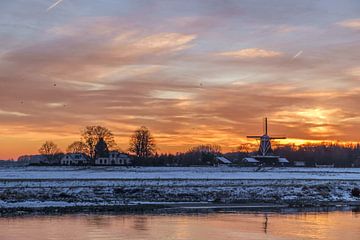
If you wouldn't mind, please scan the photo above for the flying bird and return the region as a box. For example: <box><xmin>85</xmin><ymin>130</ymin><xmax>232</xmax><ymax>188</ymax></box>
<box><xmin>292</xmin><ymin>50</ymin><xmax>303</xmax><ymax>60</ymax></box>
<box><xmin>46</xmin><ymin>0</ymin><xmax>64</xmax><ymax>12</ymax></box>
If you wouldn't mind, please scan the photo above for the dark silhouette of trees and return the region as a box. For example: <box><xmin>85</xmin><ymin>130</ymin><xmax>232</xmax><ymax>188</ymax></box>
<box><xmin>39</xmin><ymin>141</ymin><xmax>61</xmax><ymax>155</ymax></box>
<box><xmin>186</xmin><ymin>144</ymin><xmax>222</xmax><ymax>165</ymax></box>
<box><xmin>188</xmin><ymin>144</ymin><xmax>222</xmax><ymax>154</ymax></box>
<box><xmin>146</xmin><ymin>143</ymin><xmax>359</xmax><ymax>167</ymax></box>
<box><xmin>273</xmin><ymin>142</ymin><xmax>360</xmax><ymax>167</ymax></box>
<box><xmin>67</xmin><ymin>141</ymin><xmax>88</xmax><ymax>154</ymax></box>
<box><xmin>129</xmin><ymin>126</ymin><xmax>156</xmax><ymax>159</ymax></box>
<box><xmin>237</xmin><ymin>142</ymin><xmax>257</xmax><ymax>153</ymax></box>
<box><xmin>81</xmin><ymin>126</ymin><xmax>116</xmax><ymax>161</ymax></box>
<box><xmin>38</xmin><ymin>141</ymin><xmax>62</xmax><ymax>164</ymax></box>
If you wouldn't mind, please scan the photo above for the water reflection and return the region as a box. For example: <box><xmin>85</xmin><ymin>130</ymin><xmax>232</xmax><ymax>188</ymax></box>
<box><xmin>132</xmin><ymin>216</ymin><xmax>148</xmax><ymax>231</ymax></box>
<box><xmin>263</xmin><ymin>213</ymin><xmax>268</xmax><ymax>234</ymax></box>
<box><xmin>352</xmin><ymin>206</ymin><xmax>360</xmax><ymax>215</ymax></box>
<box><xmin>0</xmin><ymin>211</ymin><xmax>360</xmax><ymax>240</ymax></box>
<box><xmin>86</xmin><ymin>215</ymin><xmax>112</xmax><ymax>227</ymax></box>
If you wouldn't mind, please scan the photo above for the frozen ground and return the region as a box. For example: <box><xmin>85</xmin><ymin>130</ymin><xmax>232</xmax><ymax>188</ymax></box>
<box><xmin>1</xmin><ymin>166</ymin><xmax>360</xmax><ymax>180</ymax></box>
<box><xmin>0</xmin><ymin>167</ymin><xmax>360</xmax><ymax>211</ymax></box>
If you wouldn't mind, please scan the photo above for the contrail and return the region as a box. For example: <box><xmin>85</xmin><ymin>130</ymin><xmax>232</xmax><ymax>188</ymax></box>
<box><xmin>46</xmin><ymin>0</ymin><xmax>64</xmax><ymax>11</ymax></box>
<box><xmin>292</xmin><ymin>50</ymin><xmax>303</xmax><ymax>60</ymax></box>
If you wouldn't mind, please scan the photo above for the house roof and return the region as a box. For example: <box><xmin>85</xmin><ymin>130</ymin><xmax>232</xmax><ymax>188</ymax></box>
<box><xmin>216</xmin><ymin>156</ymin><xmax>232</xmax><ymax>164</ymax></box>
<box><xmin>243</xmin><ymin>157</ymin><xmax>259</xmax><ymax>163</ymax></box>
<box><xmin>278</xmin><ymin>158</ymin><xmax>289</xmax><ymax>163</ymax></box>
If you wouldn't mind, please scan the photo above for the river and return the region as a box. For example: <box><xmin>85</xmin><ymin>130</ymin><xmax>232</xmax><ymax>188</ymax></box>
<box><xmin>1</xmin><ymin>210</ymin><xmax>359</xmax><ymax>240</ymax></box>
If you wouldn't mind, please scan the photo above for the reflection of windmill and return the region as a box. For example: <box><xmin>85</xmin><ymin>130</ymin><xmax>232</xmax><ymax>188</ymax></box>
<box><xmin>243</xmin><ymin>118</ymin><xmax>289</xmax><ymax>166</ymax></box>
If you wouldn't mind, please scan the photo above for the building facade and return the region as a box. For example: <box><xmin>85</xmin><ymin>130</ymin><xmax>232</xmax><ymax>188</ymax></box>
<box><xmin>95</xmin><ymin>151</ymin><xmax>131</xmax><ymax>166</ymax></box>
<box><xmin>60</xmin><ymin>153</ymin><xmax>89</xmax><ymax>166</ymax></box>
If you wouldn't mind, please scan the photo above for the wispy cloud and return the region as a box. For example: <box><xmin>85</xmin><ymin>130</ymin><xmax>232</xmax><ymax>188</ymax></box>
<box><xmin>151</xmin><ymin>90</ymin><xmax>194</xmax><ymax>100</ymax></box>
<box><xmin>0</xmin><ymin>109</ymin><xmax>29</xmax><ymax>117</ymax></box>
<box><xmin>133</xmin><ymin>33</ymin><xmax>196</xmax><ymax>52</ymax></box>
<box><xmin>337</xmin><ymin>18</ymin><xmax>360</xmax><ymax>29</ymax></box>
<box><xmin>218</xmin><ymin>48</ymin><xmax>282</xmax><ymax>58</ymax></box>
<box><xmin>46</xmin><ymin>102</ymin><xmax>66</xmax><ymax>108</ymax></box>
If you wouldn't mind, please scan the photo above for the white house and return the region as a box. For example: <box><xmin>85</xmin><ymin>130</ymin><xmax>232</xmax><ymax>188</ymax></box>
<box><xmin>95</xmin><ymin>151</ymin><xmax>131</xmax><ymax>166</ymax></box>
<box><xmin>61</xmin><ymin>153</ymin><xmax>88</xmax><ymax>166</ymax></box>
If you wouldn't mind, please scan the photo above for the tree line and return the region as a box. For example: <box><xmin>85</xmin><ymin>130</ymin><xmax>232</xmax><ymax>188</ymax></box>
<box><xmin>273</xmin><ymin>143</ymin><xmax>360</xmax><ymax>167</ymax></box>
<box><xmin>36</xmin><ymin>125</ymin><xmax>360</xmax><ymax>167</ymax></box>
<box><xmin>128</xmin><ymin>143</ymin><xmax>360</xmax><ymax>167</ymax></box>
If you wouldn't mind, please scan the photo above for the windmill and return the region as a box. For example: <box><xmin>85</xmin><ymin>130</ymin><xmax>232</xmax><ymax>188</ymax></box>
<box><xmin>243</xmin><ymin>118</ymin><xmax>289</xmax><ymax>166</ymax></box>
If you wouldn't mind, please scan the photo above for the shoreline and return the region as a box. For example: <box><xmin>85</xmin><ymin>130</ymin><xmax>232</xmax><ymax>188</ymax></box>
<box><xmin>2</xmin><ymin>201</ymin><xmax>360</xmax><ymax>217</ymax></box>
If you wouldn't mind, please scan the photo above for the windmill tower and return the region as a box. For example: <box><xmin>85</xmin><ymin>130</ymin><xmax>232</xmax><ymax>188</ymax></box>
<box><xmin>243</xmin><ymin>118</ymin><xmax>289</xmax><ymax>166</ymax></box>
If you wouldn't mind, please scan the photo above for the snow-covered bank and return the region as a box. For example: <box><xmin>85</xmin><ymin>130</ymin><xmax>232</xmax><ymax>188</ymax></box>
<box><xmin>0</xmin><ymin>167</ymin><xmax>360</xmax><ymax>213</ymax></box>
<box><xmin>1</xmin><ymin>166</ymin><xmax>360</xmax><ymax>180</ymax></box>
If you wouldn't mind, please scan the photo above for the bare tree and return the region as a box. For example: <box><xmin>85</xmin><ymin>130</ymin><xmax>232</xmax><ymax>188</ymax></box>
<box><xmin>81</xmin><ymin>126</ymin><xmax>116</xmax><ymax>161</ymax></box>
<box><xmin>39</xmin><ymin>141</ymin><xmax>61</xmax><ymax>155</ymax></box>
<box><xmin>67</xmin><ymin>141</ymin><xmax>88</xmax><ymax>154</ymax></box>
<box><xmin>129</xmin><ymin>126</ymin><xmax>156</xmax><ymax>159</ymax></box>
<box><xmin>39</xmin><ymin>141</ymin><xmax>61</xmax><ymax>163</ymax></box>
<box><xmin>237</xmin><ymin>142</ymin><xmax>257</xmax><ymax>153</ymax></box>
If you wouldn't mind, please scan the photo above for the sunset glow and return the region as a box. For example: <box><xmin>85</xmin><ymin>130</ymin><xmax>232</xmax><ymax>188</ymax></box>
<box><xmin>1</xmin><ymin>0</ymin><xmax>360</xmax><ymax>159</ymax></box>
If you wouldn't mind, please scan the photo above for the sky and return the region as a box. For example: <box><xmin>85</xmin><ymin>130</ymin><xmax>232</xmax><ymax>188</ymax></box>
<box><xmin>1</xmin><ymin>0</ymin><xmax>360</xmax><ymax>159</ymax></box>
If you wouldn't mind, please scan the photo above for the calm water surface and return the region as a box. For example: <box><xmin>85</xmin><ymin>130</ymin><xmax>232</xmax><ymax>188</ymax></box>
<box><xmin>1</xmin><ymin>211</ymin><xmax>360</xmax><ymax>240</ymax></box>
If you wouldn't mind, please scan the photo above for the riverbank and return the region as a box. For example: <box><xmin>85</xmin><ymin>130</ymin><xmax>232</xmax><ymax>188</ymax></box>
<box><xmin>1</xmin><ymin>166</ymin><xmax>360</xmax><ymax>216</ymax></box>
<box><xmin>1</xmin><ymin>202</ymin><xmax>360</xmax><ymax>217</ymax></box>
